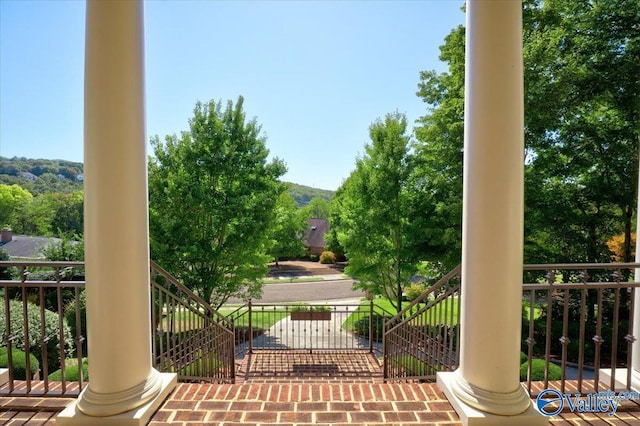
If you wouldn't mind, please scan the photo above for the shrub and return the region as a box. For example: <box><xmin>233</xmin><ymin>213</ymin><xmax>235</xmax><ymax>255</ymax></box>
<box><xmin>404</xmin><ymin>284</ymin><xmax>426</xmax><ymax>302</ymax></box>
<box><xmin>319</xmin><ymin>251</ymin><xmax>336</xmax><ymax>264</ymax></box>
<box><xmin>0</xmin><ymin>347</ymin><xmax>40</xmax><ymax>380</ymax></box>
<box><xmin>520</xmin><ymin>358</ymin><xmax>562</xmax><ymax>381</ymax></box>
<box><xmin>352</xmin><ymin>314</ymin><xmax>389</xmax><ymax>342</ymax></box>
<box><xmin>48</xmin><ymin>358</ymin><xmax>89</xmax><ymax>382</ymax></box>
<box><xmin>0</xmin><ymin>300</ymin><xmax>73</xmax><ymax>372</ymax></box>
<box><xmin>520</xmin><ymin>351</ymin><xmax>528</xmax><ymax>365</ymax></box>
<box><xmin>310</xmin><ymin>254</ymin><xmax>319</xmax><ymax>262</ymax></box>
<box><xmin>64</xmin><ymin>290</ymin><xmax>87</xmax><ymax>356</ymax></box>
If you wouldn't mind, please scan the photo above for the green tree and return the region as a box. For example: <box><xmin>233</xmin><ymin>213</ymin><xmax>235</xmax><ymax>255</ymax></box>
<box><xmin>270</xmin><ymin>192</ymin><xmax>307</xmax><ymax>265</ymax></box>
<box><xmin>300</xmin><ymin>197</ymin><xmax>331</xmax><ymax>219</ymax></box>
<box><xmin>149</xmin><ymin>97</ymin><xmax>286</xmax><ymax>308</ymax></box>
<box><xmin>0</xmin><ymin>184</ymin><xmax>33</xmax><ymax>228</ymax></box>
<box><xmin>413</xmin><ymin>0</ymin><xmax>639</xmax><ymax>267</ymax></box>
<box><xmin>413</xmin><ymin>25</ymin><xmax>466</xmax><ymax>272</ymax></box>
<box><xmin>334</xmin><ymin>113</ymin><xmax>422</xmax><ymax>312</ymax></box>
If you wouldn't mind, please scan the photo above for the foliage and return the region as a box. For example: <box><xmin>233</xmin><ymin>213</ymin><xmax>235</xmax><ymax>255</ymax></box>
<box><xmin>333</xmin><ymin>113</ymin><xmax>424</xmax><ymax>312</ymax></box>
<box><xmin>413</xmin><ymin>25</ymin><xmax>466</xmax><ymax>271</ymax></box>
<box><xmin>0</xmin><ymin>347</ymin><xmax>39</xmax><ymax>380</ymax></box>
<box><xmin>522</xmin><ymin>0</ymin><xmax>639</xmax><ymax>264</ymax></box>
<box><xmin>393</xmin><ymin>355</ymin><xmax>434</xmax><ymax>378</ymax></box>
<box><xmin>48</xmin><ymin>358</ymin><xmax>89</xmax><ymax>382</ymax></box>
<box><xmin>149</xmin><ymin>97</ymin><xmax>287</xmax><ymax>308</ymax></box>
<box><xmin>606</xmin><ymin>232</ymin><xmax>636</xmax><ymax>262</ymax></box>
<box><xmin>0</xmin><ymin>156</ymin><xmax>83</xmax><ymax>195</ymax></box>
<box><xmin>0</xmin><ymin>300</ymin><xmax>73</xmax><ymax>371</ymax></box>
<box><xmin>309</xmin><ymin>254</ymin><xmax>319</xmax><ymax>262</ymax></box>
<box><xmin>350</xmin><ymin>314</ymin><xmax>389</xmax><ymax>342</ymax></box>
<box><xmin>520</xmin><ymin>351</ymin><xmax>528</xmax><ymax>366</ymax></box>
<box><xmin>319</xmin><ymin>251</ymin><xmax>336</xmax><ymax>264</ymax></box>
<box><xmin>403</xmin><ymin>283</ymin><xmax>426</xmax><ymax>302</ymax></box>
<box><xmin>520</xmin><ymin>359</ymin><xmax>562</xmax><ymax>382</ymax></box>
<box><xmin>270</xmin><ymin>192</ymin><xmax>307</xmax><ymax>264</ymax></box>
<box><xmin>64</xmin><ymin>290</ymin><xmax>87</xmax><ymax>356</ymax></box>
<box><xmin>0</xmin><ymin>184</ymin><xmax>33</xmax><ymax>228</ymax></box>
<box><xmin>0</xmin><ymin>247</ymin><xmax>11</xmax><ymax>280</ymax></box>
<box><xmin>412</xmin><ymin>1</ymin><xmax>639</xmax><ymax>267</ymax></box>
<box><xmin>299</xmin><ymin>197</ymin><xmax>331</xmax><ymax>219</ymax></box>
<box><xmin>286</xmin><ymin>182</ymin><xmax>333</xmax><ymax>207</ymax></box>
<box><xmin>41</xmin><ymin>235</ymin><xmax>84</xmax><ymax>262</ymax></box>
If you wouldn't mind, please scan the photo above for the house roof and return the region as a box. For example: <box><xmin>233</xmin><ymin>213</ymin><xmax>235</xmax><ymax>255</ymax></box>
<box><xmin>0</xmin><ymin>235</ymin><xmax>61</xmax><ymax>259</ymax></box>
<box><xmin>304</xmin><ymin>218</ymin><xmax>329</xmax><ymax>248</ymax></box>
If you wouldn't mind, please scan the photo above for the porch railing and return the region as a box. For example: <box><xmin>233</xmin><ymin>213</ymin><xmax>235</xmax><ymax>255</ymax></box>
<box><xmin>0</xmin><ymin>261</ymin><xmax>86</xmax><ymax>396</ymax></box>
<box><xmin>521</xmin><ymin>263</ymin><xmax>640</xmax><ymax>397</ymax></box>
<box><xmin>0</xmin><ymin>260</ymin><xmax>236</xmax><ymax>396</ymax></box>
<box><xmin>227</xmin><ymin>301</ymin><xmax>390</xmax><ymax>359</ymax></box>
<box><xmin>150</xmin><ymin>261</ymin><xmax>235</xmax><ymax>383</ymax></box>
<box><xmin>383</xmin><ymin>265</ymin><xmax>462</xmax><ymax>382</ymax></box>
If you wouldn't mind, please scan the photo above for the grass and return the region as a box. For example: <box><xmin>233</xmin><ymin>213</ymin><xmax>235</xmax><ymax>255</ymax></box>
<box><xmin>218</xmin><ymin>306</ymin><xmax>289</xmax><ymax>330</ymax></box>
<box><xmin>341</xmin><ymin>297</ymin><xmax>460</xmax><ymax>332</ymax></box>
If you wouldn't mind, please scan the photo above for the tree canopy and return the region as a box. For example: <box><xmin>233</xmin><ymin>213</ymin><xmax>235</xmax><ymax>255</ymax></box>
<box><xmin>148</xmin><ymin>97</ymin><xmax>287</xmax><ymax>307</ymax></box>
<box><xmin>333</xmin><ymin>113</ymin><xmax>424</xmax><ymax>312</ymax></box>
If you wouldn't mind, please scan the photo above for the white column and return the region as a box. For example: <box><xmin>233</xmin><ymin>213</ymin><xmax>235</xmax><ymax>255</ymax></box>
<box><xmin>632</xmin><ymin>147</ymin><xmax>640</xmax><ymax>385</ymax></box>
<box><xmin>58</xmin><ymin>1</ymin><xmax>175</xmax><ymax>424</ymax></box>
<box><xmin>437</xmin><ymin>1</ymin><xmax>544</xmax><ymax>424</ymax></box>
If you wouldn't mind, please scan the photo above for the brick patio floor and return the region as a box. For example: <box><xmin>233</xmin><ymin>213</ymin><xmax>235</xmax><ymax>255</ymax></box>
<box><xmin>1</xmin><ymin>350</ymin><xmax>640</xmax><ymax>424</ymax></box>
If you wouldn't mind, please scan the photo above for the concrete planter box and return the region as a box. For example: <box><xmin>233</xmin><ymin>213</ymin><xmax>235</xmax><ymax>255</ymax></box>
<box><xmin>290</xmin><ymin>311</ymin><xmax>332</xmax><ymax>321</ymax></box>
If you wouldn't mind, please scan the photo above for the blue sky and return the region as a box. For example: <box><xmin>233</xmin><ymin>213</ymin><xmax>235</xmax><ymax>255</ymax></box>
<box><xmin>0</xmin><ymin>0</ymin><xmax>465</xmax><ymax>191</ymax></box>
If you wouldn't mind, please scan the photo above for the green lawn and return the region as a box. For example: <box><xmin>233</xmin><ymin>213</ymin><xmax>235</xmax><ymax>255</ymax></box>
<box><xmin>341</xmin><ymin>297</ymin><xmax>460</xmax><ymax>332</ymax></box>
<box><xmin>218</xmin><ymin>306</ymin><xmax>289</xmax><ymax>330</ymax></box>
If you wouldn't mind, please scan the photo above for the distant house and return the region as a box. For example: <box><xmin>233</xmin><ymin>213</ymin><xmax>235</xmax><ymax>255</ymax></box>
<box><xmin>303</xmin><ymin>218</ymin><xmax>329</xmax><ymax>256</ymax></box>
<box><xmin>18</xmin><ymin>172</ymin><xmax>38</xmax><ymax>182</ymax></box>
<box><xmin>0</xmin><ymin>229</ymin><xmax>61</xmax><ymax>260</ymax></box>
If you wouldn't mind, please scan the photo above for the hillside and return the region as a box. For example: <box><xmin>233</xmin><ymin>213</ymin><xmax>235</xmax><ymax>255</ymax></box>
<box><xmin>0</xmin><ymin>156</ymin><xmax>334</xmax><ymax>203</ymax></box>
<box><xmin>286</xmin><ymin>182</ymin><xmax>334</xmax><ymax>207</ymax></box>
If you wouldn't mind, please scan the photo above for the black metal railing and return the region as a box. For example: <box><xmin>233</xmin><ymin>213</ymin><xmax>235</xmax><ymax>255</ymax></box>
<box><xmin>0</xmin><ymin>261</ymin><xmax>86</xmax><ymax>396</ymax></box>
<box><xmin>227</xmin><ymin>301</ymin><xmax>391</xmax><ymax>359</ymax></box>
<box><xmin>150</xmin><ymin>261</ymin><xmax>235</xmax><ymax>383</ymax></box>
<box><xmin>383</xmin><ymin>265</ymin><xmax>462</xmax><ymax>382</ymax></box>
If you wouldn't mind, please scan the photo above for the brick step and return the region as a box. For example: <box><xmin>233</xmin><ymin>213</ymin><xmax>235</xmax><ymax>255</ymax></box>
<box><xmin>149</xmin><ymin>382</ymin><xmax>462</xmax><ymax>425</ymax></box>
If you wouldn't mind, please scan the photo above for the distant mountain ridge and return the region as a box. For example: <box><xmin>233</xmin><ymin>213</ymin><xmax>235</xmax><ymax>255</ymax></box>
<box><xmin>0</xmin><ymin>156</ymin><xmax>334</xmax><ymax>204</ymax></box>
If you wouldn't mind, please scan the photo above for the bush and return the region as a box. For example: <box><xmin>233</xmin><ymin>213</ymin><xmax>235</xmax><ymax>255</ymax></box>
<box><xmin>319</xmin><ymin>251</ymin><xmax>336</xmax><ymax>264</ymax></box>
<box><xmin>352</xmin><ymin>314</ymin><xmax>389</xmax><ymax>342</ymax></box>
<box><xmin>0</xmin><ymin>347</ymin><xmax>40</xmax><ymax>380</ymax></box>
<box><xmin>520</xmin><ymin>351</ymin><xmax>528</xmax><ymax>365</ymax></box>
<box><xmin>64</xmin><ymin>290</ymin><xmax>87</xmax><ymax>356</ymax></box>
<box><xmin>48</xmin><ymin>358</ymin><xmax>89</xmax><ymax>382</ymax></box>
<box><xmin>404</xmin><ymin>284</ymin><xmax>426</xmax><ymax>302</ymax></box>
<box><xmin>520</xmin><ymin>358</ymin><xmax>562</xmax><ymax>381</ymax></box>
<box><xmin>0</xmin><ymin>300</ymin><xmax>73</xmax><ymax>373</ymax></box>
<box><xmin>310</xmin><ymin>254</ymin><xmax>319</xmax><ymax>262</ymax></box>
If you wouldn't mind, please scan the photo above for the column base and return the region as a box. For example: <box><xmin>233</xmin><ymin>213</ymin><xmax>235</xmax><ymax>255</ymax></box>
<box><xmin>600</xmin><ymin>368</ymin><xmax>640</xmax><ymax>392</ymax></box>
<box><xmin>438</xmin><ymin>372</ymin><xmax>547</xmax><ymax>426</ymax></box>
<box><xmin>56</xmin><ymin>372</ymin><xmax>177</xmax><ymax>426</ymax></box>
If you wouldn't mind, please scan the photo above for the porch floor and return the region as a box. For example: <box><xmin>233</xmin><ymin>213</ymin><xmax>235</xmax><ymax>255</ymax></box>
<box><xmin>2</xmin><ymin>354</ymin><xmax>640</xmax><ymax>425</ymax></box>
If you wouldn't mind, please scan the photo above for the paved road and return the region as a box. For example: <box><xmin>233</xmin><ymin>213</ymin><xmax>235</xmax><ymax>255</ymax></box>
<box><xmin>228</xmin><ymin>278</ymin><xmax>365</xmax><ymax>304</ymax></box>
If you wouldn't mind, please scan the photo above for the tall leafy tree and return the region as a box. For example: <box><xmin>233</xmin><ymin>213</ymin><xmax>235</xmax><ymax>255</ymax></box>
<box><xmin>270</xmin><ymin>192</ymin><xmax>307</xmax><ymax>265</ymax></box>
<box><xmin>149</xmin><ymin>97</ymin><xmax>286</xmax><ymax>308</ymax></box>
<box><xmin>414</xmin><ymin>0</ymin><xmax>639</xmax><ymax>267</ymax></box>
<box><xmin>334</xmin><ymin>113</ymin><xmax>421</xmax><ymax>312</ymax></box>
<box><xmin>299</xmin><ymin>197</ymin><xmax>331</xmax><ymax>219</ymax></box>
<box><xmin>0</xmin><ymin>184</ymin><xmax>32</xmax><ymax>228</ymax></box>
